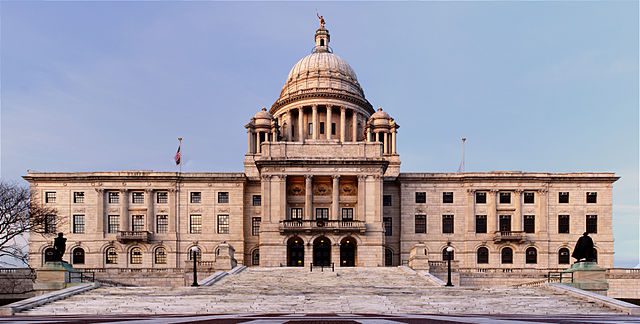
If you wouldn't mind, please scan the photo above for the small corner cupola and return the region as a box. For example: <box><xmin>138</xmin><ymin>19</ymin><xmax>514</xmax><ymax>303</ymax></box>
<box><xmin>313</xmin><ymin>14</ymin><xmax>331</xmax><ymax>53</ymax></box>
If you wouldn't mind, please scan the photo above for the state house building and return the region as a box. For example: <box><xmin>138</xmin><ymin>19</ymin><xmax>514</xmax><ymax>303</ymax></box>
<box><xmin>25</xmin><ymin>24</ymin><xmax>618</xmax><ymax>273</ymax></box>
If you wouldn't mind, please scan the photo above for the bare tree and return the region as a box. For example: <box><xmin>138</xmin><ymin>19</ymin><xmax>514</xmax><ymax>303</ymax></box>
<box><xmin>0</xmin><ymin>181</ymin><xmax>57</xmax><ymax>266</ymax></box>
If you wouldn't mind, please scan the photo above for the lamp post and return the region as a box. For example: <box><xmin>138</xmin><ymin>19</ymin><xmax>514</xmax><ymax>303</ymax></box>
<box><xmin>445</xmin><ymin>244</ymin><xmax>454</xmax><ymax>287</ymax></box>
<box><xmin>191</xmin><ymin>247</ymin><xmax>199</xmax><ymax>287</ymax></box>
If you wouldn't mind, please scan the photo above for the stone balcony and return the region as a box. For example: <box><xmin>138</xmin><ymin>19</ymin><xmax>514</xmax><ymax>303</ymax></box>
<box><xmin>493</xmin><ymin>231</ymin><xmax>527</xmax><ymax>243</ymax></box>
<box><xmin>257</xmin><ymin>142</ymin><xmax>385</xmax><ymax>161</ymax></box>
<box><xmin>279</xmin><ymin>219</ymin><xmax>366</xmax><ymax>234</ymax></box>
<box><xmin>116</xmin><ymin>231</ymin><xmax>151</xmax><ymax>243</ymax></box>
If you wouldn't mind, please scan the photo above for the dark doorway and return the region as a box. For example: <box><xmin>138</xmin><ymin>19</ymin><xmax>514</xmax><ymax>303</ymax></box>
<box><xmin>287</xmin><ymin>237</ymin><xmax>304</xmax><ymax>267</ymax></box>
<box><xmin>340</xmin><ymin>237</ymin><xmax>356</xmax><ymax>267</ymax></box>
<box><xmin>313</xmin><ymin>236</ymin><xmax>331</xmax><ymax>266</ymax></box>
<box><xmin>384</xmin><ymin>248</ymin><xmax>394</xmax><ymax>266</ymax></box>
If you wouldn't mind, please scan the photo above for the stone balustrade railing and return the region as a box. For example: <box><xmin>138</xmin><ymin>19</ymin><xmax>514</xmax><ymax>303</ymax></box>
<box><xmin>279</xmin><ymin>219</ymin><xmax>366</xmax><ymax>233</ymax></box>
<box><xmin>258</xmin><ymin>142</ymin><xmax>384</xmax><ymax>160</ymax></box>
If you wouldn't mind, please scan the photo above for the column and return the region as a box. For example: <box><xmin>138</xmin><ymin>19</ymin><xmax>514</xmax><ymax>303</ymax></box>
<box><xmin>312</xmin><ymin>105</ymin><xmax>318</xmax><ymax>140</ymax></box>
<box><xmin>391</xmin><ymin>129</ymin><xmax>397</xmax><ymax>154</ymax></box>
<box><xmin>298</xmin><ymin>108</ymin><xmax>304</xmax><ymax>142</ymax></box>
<box><xmin>146</xmin><ymin>189</ymin><xmax>154</xmax><ymax>232</ymax></box>
<box><xmin>247</xmin><ymin>130</ymin><xmax>252</xmax><ymax>153</ymax></box>
<box><xmin>365</xmin><ymin>128</ymin><xmax>371</xmax><ymax>142</ymax></box>
<box><xmin>538</xmin><ymin>189</ymin><xmax>548</xmax><ymax>233</ymax></box>
<box><xmin>352</xmin><ymin>112</ymin><xmax>358</xmax><ymax>142</ymax></box>
<box><xmin>285</xmin><ymin>112</ymin><xmax>292</xmax><ymax>141</ymax></box>
<box><xmin>95</xmin><ymin>189</ymin><xmax>104</xmax><ymax>234</ymax></box>
<box><xmin>261</xmin><ymin>175</ymin><xmax>271</xmax><ymax>222</ymax></box>
<box><xmin>383</xmin><ymin>132</ymin><xmax>389</xmax><ymax>154</ymax></box>
<box><xmin>357</xmin><ymin>175</ymin><xmax>366</xmax><ymax>221</ymax></box>
<box><xmin>256</xmin><ymin>132</ymin><xmax>261</xmax><ymax>153</ymax></box>
<box><xmin>168</xmin><ymin>188</ymin><xmax>176</xmax><ymax>233</ymax></box>
<box><xmin>332</xmin><ymin>175</ymin><xmax>340</xmax><ymax>220</ymax></box>
<box><xmin>305</xmin><ymin>175</ymin><xmax>313</xmax><ymax>220</ymax></box>
<box><xmin>271</xmin><ymin>126</ymin><xmax>277</xmax><ymax>142</ymax></box>
<box><xmin>119</xmin><ymin>189</ymin><xmax>129</xmax><ymax>232</ymax></box>
<box><xmin>326</xmin><ymin>106</ymin><xmax>332</xmax><ymax>140</ymax></box>
<box><xmin>514</xmin><ymin>189</ymin><xmax>522</xmax><ymax>232</ymax></box>
<box><xmin>466</xmin><ymin>189</ymin><xmax>475</xmax><ymax>233</ymax></box>
<box><xmin>340</xmin><ymin>107</ymin><xmax>346</xmax><ymax>142</ymax></box>
<box><xmin>487</xmin><ymin>189</ymin><xmax>497</xmax><ymax>234</ymax></box>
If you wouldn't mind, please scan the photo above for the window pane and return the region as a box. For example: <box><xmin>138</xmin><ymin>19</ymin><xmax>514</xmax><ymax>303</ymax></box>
<box><xmin>558</xmin><ymin>215</ymin><xmax>570</xmax><ymax>233</ymax></box>
<box><xmin>73</xmin><ymin>215</ymin><xmax>85</xmax><ymax>234</ymax></box>
<box><xmin>414</xmin><ymin>215</ymin><xmax>426</xmax><ymax>233</ymax></box>
<box><xmin>252</xmin><ymin>217</ymin><xmax>261</xmax><ymax>236</ymax></box>
<box><xmin>106</xmin><ymin>247</ymin><xmax>118</xmax><ymax>264</ymax></box>
<box><xmin>477</xmin><ymin>247</ymin><xmax>489</xmax><ymax>264</ymax></box>
<box><xmin>524</xmin><ymin>215</ymin><xmax>535</xmax><ymax>233</ymax></box>
<box><xmin>45</xmin><ymin>215</ymin><xmax>57</xmax><ymax>234</ymax></box>
<box><xmin>45</xmin><ymin>192</ymin><xmax>56</xmax><ymax>203</ymax></box>
<box><xmin>315</xmin><ymin>208</ymin><xmax>329</xmax><ymax>220</ymax></box>
<box><xmin>217</xmin><ymin>215</ymin><xmax>229</xmax><ymax>234</ymax></box>
<box><xmin>156</xmin><ymin>192</ymin><xmax>168</xmax><ymax>204</ymax></box>
<box><xmin>523</xmin><ymin>192</ymin><xmax>535</xmax><ymax>204</ymax></box>
<box><xmin>475</xmin><ymin>215</ymin><xmax>487</xmax><ymax>233</ymax></box>
<box><xmin>130</xmin><ymin>248</ymin><xmax>142</xmax><ymax>264</ymax></box>
<box><xmin>475</xmin><ymin>192</ymin><xmax>486</xmax><ymax>204</ymax></box>
<box><xmin>586</xmin><ymin>215</ymin><xmax>598</xmax><ymax>234</ymax></box>
<box><xmin>132</xmin><ymin>215</ymin><xmax>145</xmax><ymax>232</ymax></box>
<box><xmin>526</xmin><ymin>247</ymin><xmax>537</xmax><ymax>264</ymax></box>
<box><xmin>290</xmin><ymin>208</ymin><xmax>303</xmax><ymax>220</ymax></box>
<box><xmin>499</xmin><ymin>215</ymin><xmax>511</xmax><ymax>232</ymax></box>
<box><xmin>218</xmin><ymin>192</ymin><xmax>229</xmax><ymax>204</ymax></box>
<box><xmin>190</xmin><ymin>192</ymin><xmax>201</xmax><ymax>204</ymax></box>
<box><xmin>108</xmin><ymin>192</ymin><xmax>120</xmax><ymax>204</ymax></box>
<box><xmin>108</xmin><ymin>215</ymin><xmax>120</xmax><ymax>234</ymax></box>
<box><xmin>415</xmin><ymin>192</ymin><xmax>426</xmax><ymax>204</ymax></box>
<box><xmin>501</xmin><ymin>248</ymin><xmax>513</xmax><ymax>264</ymax></box>
<box><xmin>73</xmin><ymin>192</ymin><xmax>85</xmax><ymax>204</ymax></box>
<box><xmin>132</xmin><ymin>192</ymin><xmax>144</xmax><ymax>204</ymax></box>
<box><xmin>155</xmin><ymin>248</ymin><xmax>167</xmax><ymax>264</ymax></box>
<box><xmin>586</xmin><ymin>192</ymin><xmax>597</xmax><ymax>204</ymax></box>
<box><xmin>341</xmin><ymin>208</ymin><xmax>354</xmax><ymax>221</ymax></box>
<box><xmin>499</xmin><ymin>192</ymin><xmax>511</xmax><ymax>204</ymax></box>
<box><xmin>383</xmin><ymin>195</ymin><xmax>392</xmax><ymax>206</ymax></box>
<box><xmin>383</xmin><ymin>217</ymin><xmax>392</xmax><ymax>236</ymax></box>
<box><xmin>443</xmin><ymin>192</ymin><xmax>453</xmax><ymax>204</ymax></box>
<box><xmin>253</xmin><ymin>195</ymin><xmax>262</xmax><ymax>206</ymax></box>
<box><xmin>558</xmin><ymin>248</ymin><xmax>570</xmax><ymax>264</ymax></box>
<box><xmin>559</xmin><ymin>192</ymin><xmax>569</xmax><ymax>203</ymax></box>
<box><xmin>190</xmin><ymin>215</ymin><xmax>202</xmax><ymax>234</ymax></box>
<box><xmin>156</xmin><ymin>215</ymin><xmax>168</xmax><ymax>233</ymax></box>
<box><xmin>442</xmin><ymin>215</ymin><xmax>454</xmax><ymax>233</ymax></box>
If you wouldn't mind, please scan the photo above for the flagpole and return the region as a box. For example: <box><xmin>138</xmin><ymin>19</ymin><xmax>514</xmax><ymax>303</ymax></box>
<box><xmin>176</xmin><ymin>137</ymin><xmax>182</xmax><ymax>268</ymax></box>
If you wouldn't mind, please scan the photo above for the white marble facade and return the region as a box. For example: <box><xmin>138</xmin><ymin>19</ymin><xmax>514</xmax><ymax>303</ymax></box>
<box><xmin>25</xmin><ymin>25</ymin><xmax>617</xmax><ymax>274</ymax></box>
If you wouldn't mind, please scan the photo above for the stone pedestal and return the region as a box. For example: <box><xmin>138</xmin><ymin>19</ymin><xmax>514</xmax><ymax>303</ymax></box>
<box><xmin>34</xmin><ymin>261</ymin><xmax>74</xmax><ymax>292</ymax></box>
<box><xmin>214</xmin><ymin>243</ymin><xmax>237</xmax><ymax>270</ymax></box>
<box><xmin>408</xmin><ymin>243</ymin><xmax>430</xmax><ymax>271</ymax></box>
<box><xmin>563</xmin><ymin>262</ymin><xmax>609</xmax><ymax>295</ymax></box>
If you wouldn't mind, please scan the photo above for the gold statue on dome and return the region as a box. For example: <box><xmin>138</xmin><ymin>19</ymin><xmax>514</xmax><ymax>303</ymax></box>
<box><xmin>317</xmin><ymin>13</ymin><xmax>325</xmax><ymax>28</ymax></box>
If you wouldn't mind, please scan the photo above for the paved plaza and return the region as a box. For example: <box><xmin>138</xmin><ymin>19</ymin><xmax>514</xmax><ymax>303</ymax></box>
<box><xmin>16</xmin><ymin>267</ymin><xmax>624</xmax><ymax>316</ymax></box>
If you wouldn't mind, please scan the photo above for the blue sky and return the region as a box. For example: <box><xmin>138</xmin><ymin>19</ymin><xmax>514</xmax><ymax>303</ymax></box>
<box><xmin>1</xmin><ymin>2</ymin><xmax>638</xmax><ymax>267</ymax></box>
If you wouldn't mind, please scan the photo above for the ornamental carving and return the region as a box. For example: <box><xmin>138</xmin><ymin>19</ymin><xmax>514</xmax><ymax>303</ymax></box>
<box><xmin>314</xmin><ymin>183</ymin><xmax>331</xmax><ymax>196</ymax></box>
<box><xmin>288</xmin><ymin>184</ymin><xmax>305</xmax><ymax>196</ymax></box>
<box><xmin>340</xmin><ymin>183</ymin><xmax>357</xmax><ymax>196</ymax></box>
<box><xmin>108</xmin><ymin>208</ymin><xmax>119</xmax><ymax>213</ymax></box>
<box><xmin>218</xmin><ymin>207</ymin><xmax>231</xmax><ymax>213</ymax></box>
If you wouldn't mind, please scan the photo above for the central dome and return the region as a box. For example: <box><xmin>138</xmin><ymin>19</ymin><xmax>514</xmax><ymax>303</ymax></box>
<box><xmin>270</xmin><ymin>27</ymin><xmax>373</xmax><ymax>114</ymax></box>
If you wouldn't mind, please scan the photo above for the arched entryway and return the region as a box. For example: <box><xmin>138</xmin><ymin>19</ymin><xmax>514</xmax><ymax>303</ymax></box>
<box><xmin>340</xmin><ymin>237</ymin><xmax>357</xmax><ymax>267</ymax></box>
<box><xmin>287</xmin><ymin>237</ymin><xmax>304</xmax><ymax>267</ymax></box>
<box><xmin>313</xmin><ymin>236</ymin><xmax>331</xmax><ymax>266</ymax></box>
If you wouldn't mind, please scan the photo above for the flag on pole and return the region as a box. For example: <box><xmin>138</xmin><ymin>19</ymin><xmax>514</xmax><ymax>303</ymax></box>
<box><xmin>175</xmin><ymin>138</ymin><xmax>182</xmax><ymax>165</ymax></box>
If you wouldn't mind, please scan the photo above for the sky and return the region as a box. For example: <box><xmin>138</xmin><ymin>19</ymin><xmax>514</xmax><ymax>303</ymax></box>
<box><xmin>1</xmin><ymin>1</ymin><xmax>638</xmax><ymax>267</ymax></box>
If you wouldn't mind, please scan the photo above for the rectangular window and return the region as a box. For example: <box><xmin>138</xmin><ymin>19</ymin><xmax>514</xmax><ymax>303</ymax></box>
<box><xmin>156</xmin><ymin>215</ymin><xmax>168</xmax><ymax>233</ymax></box>
<box><xmin>331</xmin><ymin>122</ymin><xmax>336</xmax><ymax>135</ymax></box>
<box><xmin>132</xmin><ymin>192</ymin><xmax>144</xmax><ymax>204</ymax></box>
<box><xmin>499</xmin><ymin>192</ymin><xmax>511</xmax><ymax>204</ymax></box>
<box><xmin>475</xmin><ymin>215</ymin><xmax>487</xmax><ymax>233</ymax></box>
<box><xmin>320</xmin><ymin>122</ymin><xmax>325</xmax><ymax>134</ymax></box>
<box><xmin>218</xmin><ymin>192</ymin><xmax>229</xmax><ymax>204</ymax></box>
<box><xmin>587</xmin><ymin>192</ymin><xmax>597</xmax><ymax>204</ymax></box>
<box><xmin>499</xmin><ymin>215</ymin><xmax>511</xmax><ymax>232</ymax></box>
<box><xmin>190</xmin><ymin>214</ymin><xmax>202</xmax><ymax>234</ymax></box>
<box><xmin>559</xmin><ymin>192</ymin><xmax>569</xmax><ymax>204</ymax></box>
<box><xmin>383</xmin><ymin>195</ymin><xmax>392</xmax><ymax>206</ymax></box>
<box><xmin>73</xmin><ymin>192</ymin><xmax>85</xmax><ymax>204</ymax></box>
<box><xmin>217</xmin><ymin>215</ymin><xmax>229</xmax><ymax>234</ymax></box>
<box><xmin>156</xmin><ymin>191</ymin><xmax>168</xmax><ymax>204</ymax></box>
<box><xmin>415</xmin><ymin>192</ymin><xmax>426</xmax><ymax>204</ymax></box>
<box><xmin>558</xmin><ymin>215</ymin><xmax>570</xmax><ymax>234</ymax></box>
<box><xmin>341</xmin><ymin>208</ymin><xmax>354</xmax><ymax>221</ymax></box>
<box><xmin>45</xmin><ymin>192</ymin><xmax>56</xmax><ymax>204</ymax></box>
<box><xmin>290</xmin><ymin>208</ymin><xmax>303</xmax><ymax>220</ymax></box>
<box><xmin>108</xmin><ymin>191</ymin><xmax>119</xmax><ymax>204</ymax></box>
<box><xmin>252</xmin><ymin>217</ymin><xmax>261</xmax><ymax>236</ymax></box>
<box><xmin>442</xmin><ymin>215</ymin><xmax>454</xmax><ymax>234</ymax></box>
<box><xmin>524</xmin><ymin>215</ymin><xmax>535</xmax><ymax>233</ymax></box>
<box><xmin>315</xmin><ymin>208</ymin><xmax>329</xmax><ymax>220</ymax></box>
<box><xmin>107</xmin><ymin>215</ymin><xmax>119</xmax><ymax>234</ymax></box>
<box><xmin>44</xmin><ymin>215</ymin><xmax>57</xmax><ymax>234</ymax></box>
<box><xmin>73</xmin><ymin>215</ymin><xmax>85</xmax><ymax>234</ymax></box>
<box><xmin>586</xmin><ymin>215</ymin><xmax>597</xmax><ymax>234</ymax></box>
<box><xmin>383</xmin><ymin>217</ymin><xmax>392</xmax><ymax>236</ymax></box>
<box><xmin>414</xmin><ymin>215</ymin><xmax>426</xmax><ymax>234</ymax></box>
<box><xmin>252</xmin><ymin>195</ymin><xmax>262</xmax><ymax>206</ymax></box>
<box><xmin>190</xmin><ymin>192</ymin><xmax>201</xmax><ymax>204</ymax></box>
<box><xmin>132</xmin><ymin>215</ymin><xmax>145</xmax><ymax>232</ymax></box>
<box><xmin>443</xmin><ymin>192</ymin><xmax>453</xmax><ymax>204</ymax></box>
<box><xmin>524</xmin><ymin>192</ymin><xmax>535</xmax><ymax>204</ymax></box>
<box><xmin>475</xmin><ymin>192</ymin><xmax>486</xmax><ymax>204</ymax></box>
<box><xmin>308</xmin><ymin>123</ymin><xmax>313</xmax><ymax>135</ymax></box>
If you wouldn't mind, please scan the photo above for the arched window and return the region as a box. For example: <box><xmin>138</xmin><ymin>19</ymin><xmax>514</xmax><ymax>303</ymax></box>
<box><xmin>44</xmin><ymin>247</ymin><xmax>56</xmax><ymax>263</ymax></box>
<box><xmin>442</xmin><ymin>248</ymin><xmax>454</xmax><ymax>261</ymax></box>
<box><xmin>189</xmin><ymin>247</ymin><xmax>202</xmax><ymax>262</ymax></box>
<box><xmin>477</xmin><ymin>247</ymin><xmax>489</xmax><ymax>264</ymax></box>
<box><xmin>525</xmin><ymin>247</ymin><xmax>537</xmax><ymax>264</ymax></box>
<box><xmin>501</xmin><ymin>247</ymin><xmax>513</xmax><ymax>264</ymax></box>
<box><xmin>320</xmin><ymin>39</ymin><xmax>325</xmax><ymax>46</ymax></box>
<box><xmin>106</xmin><ymin>247</ymin><xmax>118</xmax><ymax>264</ymax></box>
<box><xmin>130</xmin><ymin>247</ymin><xmax>142</xmax><ymax>264</ymax></box>
<box><xmin>155</xmin><ymin>247</ymin><xmax>167</xmax><ymax>264</ymax></box>
<box><xmin>72</xmin><ymin>247</ymin><xmax>85</xmax><ymax>264</ymax></box>
<box><xmin>558</xmin><ymin>248</ymin><xmax>570</xmax><ymax>264</ymax></box>
<box><xmin>385</xmin><ymin>248</ymin><xmax>394</xmax><ymax>266</ymax></box>
<box><xmin>251</xmin><ymin>249</ymin><xmax>260</xmax><ymax>266</ymax></box>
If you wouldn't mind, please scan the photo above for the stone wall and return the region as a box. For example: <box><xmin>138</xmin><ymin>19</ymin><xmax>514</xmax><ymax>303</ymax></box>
<box><xmin>607</xmin><ymin>268</ymin><xmax>640</xmax><ymax>299</ymax></box>
<box><xmin>0</xmin><ymin>269</ymin><xmax>35</xmax><ymax>303</ymax></box>
<box><xmin>87</xmin><ymin>268</ymin><xmax>217</xmax><ymax>287</ymax></box>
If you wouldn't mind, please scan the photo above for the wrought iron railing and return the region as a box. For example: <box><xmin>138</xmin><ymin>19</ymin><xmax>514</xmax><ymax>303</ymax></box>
<box><xmin>67</xmin><ymin>271</ymin><xmax>95</xmax><ymax>283</ymax></box>
<box><xmin>548</xmin><ymin>271</ymin><xmax>573</xmax><ymax>283</ymax></box>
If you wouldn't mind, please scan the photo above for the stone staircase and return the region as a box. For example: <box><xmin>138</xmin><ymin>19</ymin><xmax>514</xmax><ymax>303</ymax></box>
<box><xmin>19</xmin><ymin>267</ymin><xmax>622</xmax><ymax>315</ymax></box>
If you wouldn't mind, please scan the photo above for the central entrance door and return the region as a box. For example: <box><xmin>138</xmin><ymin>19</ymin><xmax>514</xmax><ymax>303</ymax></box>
<box><xmin>340</xmin><ymin>237</ymin><xmax>356</xmax><ymax>267</ymax></box>
<box><xmin>313</xmin><ymin>236</ymin><xmax>331</xmax><ymax>266</ymax></box>
<box><xmin>287</xmin><ymin>237</ymin><xmax>304</xmax><ymax>267</ymax></box>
